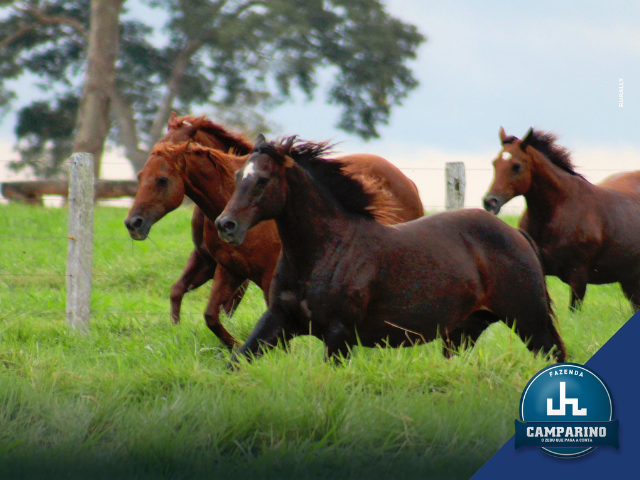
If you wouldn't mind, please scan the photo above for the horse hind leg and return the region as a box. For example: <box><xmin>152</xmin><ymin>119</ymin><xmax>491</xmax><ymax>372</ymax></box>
<box><xmin>442</xmin><ymin>310</ymin><xmax>497</xmax><ymax>358</ymax></box>
<box><xmin>620</xmin><ymin>278</ymin><xmax>640</xmax><ymax>313</ymax></box>
<box><xmin>568</xmin><ymin>268</ymin><xmax>588</xmax><ymax>311</ymax></box>
<box><xmin>501</xmin><ymin>307</ymin><xmax>566</xmax><ymax>362</ymax></box>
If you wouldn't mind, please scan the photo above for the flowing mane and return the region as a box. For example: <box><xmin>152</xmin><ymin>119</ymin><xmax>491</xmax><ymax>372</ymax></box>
<box><xmin>528</xmin><ymin>130</ymin><xmax>584</xmax><ymax>179</ymax></box>
<box><xmin>172</xmin><ymin>115</ymin><xmax>254</xmax><ymax>155</ymax></box>
<box><xmin>151</xmin><ymin>141</ymin><xmax>241</xmax><ymax>189</ymax></box>
<box><xmin>258</xmin><ymin>137</ymin><xmax>400</xmax><ymax>225</ymax></box>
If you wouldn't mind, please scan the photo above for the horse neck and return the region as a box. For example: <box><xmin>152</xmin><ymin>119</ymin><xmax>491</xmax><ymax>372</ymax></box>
<box><xmin>276</xmin><ymin>167</ymin><xmax>359</xmax><ymax>271</ymax></box>
<box><xmin>181</xmin><ymin>154</ymin><xmax>238</xmax><ymax>220</ymax></box>
<box><xmin>524</xmin><ymin>154</ymin><xmax>583</xmax><ymax>221</ymax></box>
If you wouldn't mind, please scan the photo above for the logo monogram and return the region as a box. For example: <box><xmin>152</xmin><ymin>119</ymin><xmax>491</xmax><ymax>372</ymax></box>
<box><xmin>547</xmin><ymin>382</ymin><xmax>587</xmax><ymax>416</ymax></box>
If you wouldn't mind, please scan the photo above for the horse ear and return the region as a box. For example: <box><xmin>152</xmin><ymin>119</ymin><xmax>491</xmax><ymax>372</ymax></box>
<box><xmin>254</xmin><ymin>134</ymin><xmax>266</xmax><ymax>149</ymax></box>
<box><xmin>168</xmin><ymin>111</ymin><xmax>179</xmax><ymax>130</ymax></box>
<box><xmin>520</xmin><ymin>127</ymin><xmax>534</xmax><ymax>151</ymax></box>
<box><xmin>282</xmin><ymin>136</ymin><xmax>297</xmax><ymax>155</ymax></box>
<box><xmin>499</xmin><ymin>127</ymin><xmax>508</xmax><ymax>144</ymax></box>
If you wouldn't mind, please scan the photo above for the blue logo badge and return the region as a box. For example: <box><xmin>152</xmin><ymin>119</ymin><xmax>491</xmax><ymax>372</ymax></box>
<box><xmin>515</xmin><ymin>363</ymin><xmax>619</xmax><ymax>458</ymax></box>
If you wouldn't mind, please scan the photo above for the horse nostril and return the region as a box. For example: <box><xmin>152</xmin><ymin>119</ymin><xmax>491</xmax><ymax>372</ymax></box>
<box><xmin>483</xmin><ymin>197</ymin><xmax>497</xmax><ymax>211</ymax></box>
<box><xmin>125</xmin><ymin>216</ymin><xmax>144</xmax><ymax>231</ymax></box>
<box><xmin>223</xmin><ymin>220</ymin><xmax>237</xmax><ymax>233</ymax></box>
<box><xmin>216</xmin><ymin>216</ymin><xmax>237</xmax><ymax>235</ymax></box>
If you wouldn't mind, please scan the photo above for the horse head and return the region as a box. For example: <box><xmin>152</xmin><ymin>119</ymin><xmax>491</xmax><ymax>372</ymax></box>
<box><xmin>216</xmin><ymin>135</ymin><xmax>295</xmax><ymax>246</ymax></box>
<box><xmin>124</xmin><ymin>144</ymin><xmax>187</xmax><ymax>240</ymax></box>
<box><xmin>483</xmin><ymin>127</ymin><xmax>535</xmax><ymax>214</ymax></box>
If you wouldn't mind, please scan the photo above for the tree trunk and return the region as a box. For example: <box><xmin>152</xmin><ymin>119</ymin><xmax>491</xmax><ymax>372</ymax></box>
<box><xmin>110</xmin><ymin>88</ymin><xmax>148</xmax><ymax>173</ymax></box>
<box><xmin>72</xmin><ymin>0</ymin><xmax>125</xmax><ymax>178</ymax></box>
<box><xmin>147</xmin><ymin>40</ymin><xmax>204</xmax><ymax>146</ymax></box>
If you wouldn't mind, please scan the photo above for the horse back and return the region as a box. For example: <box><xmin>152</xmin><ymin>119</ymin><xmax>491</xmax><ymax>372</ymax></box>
<box><xmin>598</xmin><ymin>170</ymin><xmax>640</xmax><ymax>197</ymax></box>
<box><xmin>339</xmin><ymin>153</ymin><xmax>424</xmax><ymax>222</ymax></box>
<box><xmin>370</xmin><ymin>209</ymin><xmax>545</xmax><ymax>317</ymax></box>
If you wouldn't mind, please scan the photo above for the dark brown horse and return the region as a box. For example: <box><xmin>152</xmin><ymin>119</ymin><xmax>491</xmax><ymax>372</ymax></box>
<box><xmin>483</xmin><ymin>127</ymin><xmax>640</xmax><ymax>310</ymax></box>
<box><xmin>125</xmin><ymin>117</ymin><xmax>424</xmax><ymax>348</ymax></box>
<box><xmin>215</xmin><ymin>136</ymin><xmax>566</xmax><ymax>366</ymax></box>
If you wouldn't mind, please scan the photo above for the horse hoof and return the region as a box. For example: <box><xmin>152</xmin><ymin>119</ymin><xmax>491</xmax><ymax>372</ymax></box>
<box><xmin>226</xmin><ymin>354</ymin><xmax>242</xmax><ymax>371</ymax></box>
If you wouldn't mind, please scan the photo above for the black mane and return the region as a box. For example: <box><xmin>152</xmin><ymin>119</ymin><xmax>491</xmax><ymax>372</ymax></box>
<box><xmin>528</xmin><ymin>130</ymin><xmax>584</xmax><ymax>179</ymax></box>
<box><xmin>256</xmin><ymin>137</ymin><xmax>381</xmax><ymax>221</ymax></box>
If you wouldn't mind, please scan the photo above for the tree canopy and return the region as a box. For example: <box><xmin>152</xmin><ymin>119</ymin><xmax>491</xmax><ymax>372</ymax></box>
<box><xmin>0</xmin><ymin>0</ymin><xmax>425</xmax><ymax>178</ymax></box>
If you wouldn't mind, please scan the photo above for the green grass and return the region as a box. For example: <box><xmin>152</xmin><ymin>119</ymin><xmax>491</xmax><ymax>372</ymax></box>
<box><xmin>0</xmin><ymin>204</ymin><xmax>633</xmax><ymax>479</ymax></box>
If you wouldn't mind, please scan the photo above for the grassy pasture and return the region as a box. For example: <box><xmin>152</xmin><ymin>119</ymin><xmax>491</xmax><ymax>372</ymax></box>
<box><xmin>0</xmin><ymin>204</ymin><xmax>632</xmax><ymax>479</ymax></box>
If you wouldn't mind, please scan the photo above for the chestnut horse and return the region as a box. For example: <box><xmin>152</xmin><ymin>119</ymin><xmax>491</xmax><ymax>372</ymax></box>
<box><xmin>483</xmin><ymin>127</ymin><xmax>640</xmax><ymax>310</ymax></box>
<box><xmin>154</xmin><ymin>113</ymin><xmax>256</xmax><ymax>326</ymax></box>
<box><xmin>125</xmin><ymin>117</ymin><xmax>424</xmax><ymax>348</ymax></box>
<box><xmin>216</xmin><ymin>136</ymin><xmax>565</xmax><ymax>366</ymax></box>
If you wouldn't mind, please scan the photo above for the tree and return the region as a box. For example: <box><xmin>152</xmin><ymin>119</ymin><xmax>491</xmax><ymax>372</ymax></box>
<box><xmin>0</xmin><ymin>0</ymin><xmax>425</xmax><ymax>178</ymax></box>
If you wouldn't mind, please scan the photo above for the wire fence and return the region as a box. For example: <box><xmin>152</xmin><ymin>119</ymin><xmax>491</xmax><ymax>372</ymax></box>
<box><xmin>0</xmin><ymin>158</ymin><xmax>633</xmax><ymax>172</ymax></box>
<box><xmin>0</xmin><ymin>228</ymin><xmax>227</xmax><ymax>322</ymax></box>
<box><xmin>1</xmin><ymin>158</ymin><xmax>637</xmax><ymax>326</ymax></box>
<box><xmin>0</xmin><ymin>158</ymin><xmax>631</xmax><ymax>211</ymax></box>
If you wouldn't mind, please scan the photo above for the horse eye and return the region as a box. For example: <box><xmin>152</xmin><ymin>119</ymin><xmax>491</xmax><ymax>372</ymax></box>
<box><xmin>157</xmin><ymin>177</ymin><xmax>169</xmax><ymax>187</ymax></box>
<box><xmin>256</xmin><ymin>177</ymin><xmax>269</xmax><ymax>188</ymax></box>
<box><xmin>512</xmin><ymin>163</ymin><xmax>522</xmax><ymax>174</ymax></box>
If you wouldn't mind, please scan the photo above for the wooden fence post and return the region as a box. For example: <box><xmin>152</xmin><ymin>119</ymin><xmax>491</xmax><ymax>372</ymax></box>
<box><xmin>66</xmin><ymin>153</ymin><xmax>94</xmax><ymax>332</ymax></box>
<box><xmin>445</xmin><ymin>162</ymin><xmax>466</xmax><ymax>210</ymax></box>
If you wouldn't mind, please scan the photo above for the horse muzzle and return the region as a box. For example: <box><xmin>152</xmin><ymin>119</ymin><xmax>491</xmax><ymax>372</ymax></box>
<box><xmin>483</xmin><ymin>195</ymin><xmax>503</xmax><ymax>215</ymax></box>
<box><xmin>124</xmin><ymin>215</ymin><xmax>152</xmax><ymax>240</ymax></box>
<box><xmin>215</xmin><ymin>215</ymin><xmax>247</xmax><ymax>246</ymax></box>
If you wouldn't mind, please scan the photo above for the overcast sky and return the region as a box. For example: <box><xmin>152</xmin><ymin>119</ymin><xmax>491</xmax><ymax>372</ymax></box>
<box><xmin>274</xmin><ymin>0</ymin><xmax>639</xmax><ymax>152</ymax></box>
<box><xmin>1</xmin><ymin>0</ymin><xmax>638</xmax><ymax>210</ymax></box>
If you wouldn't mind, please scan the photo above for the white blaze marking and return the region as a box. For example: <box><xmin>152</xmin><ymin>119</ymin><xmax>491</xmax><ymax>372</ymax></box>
<box><xmin>501</xmin><ymin>152</ymin><xmax>512</xmax><ymax>161</ymax></box>
<box><xmin>242</xmin><ymin>162</ymin><xmax>256</xmax><ymax>180</ymax></box>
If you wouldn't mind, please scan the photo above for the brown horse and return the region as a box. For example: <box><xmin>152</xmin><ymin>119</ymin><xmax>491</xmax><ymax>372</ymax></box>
<box><xmin>157</xmin><ymin>113</ymin><xmax>256</xmax><ymax>326</ymax></box>
<box><xmin>483</xmin><ymin>127</ymin><xmax>640</xmax><ymax>310</ymax></box>
<box><xmin>125</xmin><ymin>118</ymin><xmax>424</xmax><ymax>348</ymax></box>
<box><xmin>215</xmin><ymin>136</ymin><xmax>566</xmax><ymax>366</ymax></box>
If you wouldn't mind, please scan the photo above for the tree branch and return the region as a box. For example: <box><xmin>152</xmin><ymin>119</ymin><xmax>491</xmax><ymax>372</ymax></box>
<box><xmin>230</xmin><ymin>0</ymin><xmax>269</xmax><ymax>18</ymax></box>
<box><xmin>146</xmin><ymin>0</ymin><xmax>235</xmax><ymax>145</ymax></box>
<box><xmin>2</xmin><ymin>4</ymin><xmax>88</xmax><ymax>43</ymax></box>
<box><xmin>146</xmin><ymin>39</ymin><xmax>204</xmax><ymax>146</ymax></box>
<box><xmin>0</xmin><ymin>5</ymin><xmax>89</xmax><ymax>49</ymax></box>
<box><xmin>27</xmin><ymin>8</ymin><xmax>89</xmax><ymax>41</ymax></box>
<box><xmin>0</xmin><ymin>23</ymin><xmax>39</xmax><ymax>49</ymax></box>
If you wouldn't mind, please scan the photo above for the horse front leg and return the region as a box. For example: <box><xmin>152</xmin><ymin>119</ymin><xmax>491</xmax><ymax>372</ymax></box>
<box><xmin>170</xmin><ymin>249</ymin><xmax>216</xmax><ymax>324</ymax></box>
<box><xmin>322</xmin><ymin>322</ymin><xmax>356</xmax><ymax>365</ymax></box>
<box><xmin>228</xmin><ymin>308</ymin><xmax>296</xmax><ymax>368</ymax></box>
<box><xmin>203</xmin><ymin>265</ymin><xmax>246</xmax><ymax>349</ymax></box>
<box><xmin>221</xmin><ymin>280</ymin><xmax>250</xmax><ymax>317</ymax></box>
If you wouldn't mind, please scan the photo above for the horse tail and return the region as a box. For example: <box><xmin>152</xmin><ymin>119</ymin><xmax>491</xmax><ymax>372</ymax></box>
<box><xmin>518</xmin><ymin>228</ymin><xmax>566</xmax><ymax>361</ymax></box>
<box><xmin>519</xmin><ymin>229</ymin><xmax>550</xmax><ymax>308</ymax></box>
<box><xmin>518</xmin><ymin>229</ymin><xmax>543</xmax><ymax>272</ymax></box>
